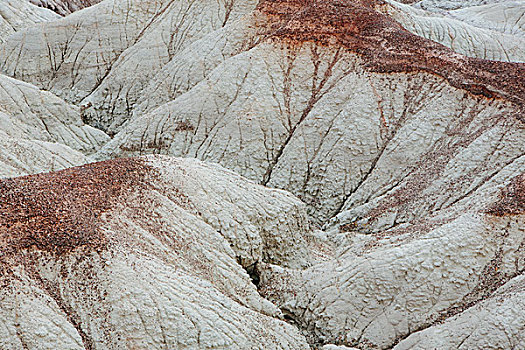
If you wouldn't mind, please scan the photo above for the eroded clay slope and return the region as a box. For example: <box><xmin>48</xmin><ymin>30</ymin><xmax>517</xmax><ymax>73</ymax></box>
<box><xmin>0</xmin><ymin>0</ymin><xmax>523</xmax><ymax>349</ymax></box>
<box><xmin>95</xmin><ymin>0</ymin><xmax>524</xmax><ymax>224</ymax></box>
<box><xmin>1</xmin><ymin>0</ymin><xmax>175</xmax><ymax>106</ymax></box>
<box><xmin>393</xmin><ymin>274</ymin><xmax>525</xmax><ymax>349</ymax></box>
<box><xmin>385</xmin><ymin>0</ymin><xmax>525</xmax><ymax>62</ymax></box>
<box><xmin>415</xmin><ymin>0</ymin><xmax>511</xmax><ymax>12</ymax></box>
<box><xmin>0</xmin><ymin>0</ymin><xmax>259</xmax><ymax>134</ymax></box>
<box><xmin>30</xmin><ymin>0</ymin><xmax>102</xmax><ymax>16</ymax></box>
<box><xmin>445</xmin><ymin>1</ymin><xmax>525</xmax><ymax>36</ymax></box>
<box><xmin>0</xmin><ymin>155</ymin><xmax>311</xmax><ymax>349</ymax></box>
<box><xmin>0</xmin><ymin>132</ymin><xmax>89</xmax><ymax>178</ymax></box>
<box><xmin>6</xmin><ymin>0</ymin><xmax>521</xmax><ymax>136</ymax></box>
<box><xmin>1</xmin><ymin>0</ymin><xmax>521</xmax><ymax>138</ymax></box>
<box><xmin>259</xmin><ymin>170</ymin><xmax>524</xmax><ymax>348</ymax></box>
<box><xmin>0</xmin><ymin>0</ymin><xmax>58</xmax><ymax>43</ymax></box>
<box><xmin>0</xmin><ymin>74</ymin><xmax>109</xmax><ymax>177</ymax></box>
<box><xmin>89</xmin><ymin>1</ymin><xmax>523</xmax><ymax>347</ymax></box>
<box><xmin>0</xmin><ymin>74</ymin><xmax>108</xmax><ymax>153</ymax></box>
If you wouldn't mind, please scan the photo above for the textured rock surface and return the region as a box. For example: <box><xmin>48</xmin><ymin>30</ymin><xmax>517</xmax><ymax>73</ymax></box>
<box><xmin>414</xmin><ymin>0</ymin><xmax>510</xmax><ymax>12</ymax></box>
<box><xmin>0</xmin><ymin>132</ymin><xmax>89</xmax><ymax>178</ymax></box>
<box><xmin>0</xmin><ymin>0</ymin><xmax>58</xmax><ymax>43</ymax></box>
<box><xmin>94</xmin><ymin>0</ymin><xmax>524</xmax><ymax>224</ymax></box>
<box><xmin>260</xmin><ymin>190</ymin><xmax>524</xmax><ymax>347</ymax></box>
<box><xmin>393</xmin><ymin>275</ymin><xmax>525</xmax><ymax>349</ymax></box>
<box><xmin>30</xmin><ymin>0</ymin><xmax>102</xmax><ymax>16</ymax></box>
<box><xmin>445</xmin><ymin>1</ymin><xmax>525</xmax><ymax>36</ymax></box>
<box><xmin>0</xmin><ymin>0</ymin><xmax>259</xmax><ymax>134</ymax></box>
<box><xmin>0</xmin><ymin>74</ymin><xmax>108</xmax><ymax>154</ymax></box>
<box><xmin>0</xmin><ymin>0</ymin><xmax>523</xmax><ymax>349</ymax></box>
<box><xmin>385</xmin><ymin>0</ymin><xmax>525</xmax><ymax>62</ymax></box>
<box><xmin>0</xmin><ymin>73</ymin><xmax>108</xmax><ymax>177</ymax></box>
<box><xmin>0</xmin><ymin>156</ymin><xmax>311</xmax><ymax>349</ymax></box>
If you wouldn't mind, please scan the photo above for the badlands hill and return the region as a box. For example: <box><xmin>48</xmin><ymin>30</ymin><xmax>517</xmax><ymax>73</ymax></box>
<box><xmin>0</xmin><ymin>0</ymin><xmax>523</xmax><ymax>349</ymax></box>
<box><xmin>29</xmin><ymin>0</ymin><xmax>103</xmax><ymax>15</ymax></box>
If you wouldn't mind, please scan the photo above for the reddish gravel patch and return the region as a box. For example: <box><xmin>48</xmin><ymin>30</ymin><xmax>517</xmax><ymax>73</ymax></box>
<box><xmin>487</xmin><ymin>173</ymin><xmax>525</xmax><ymax>216</ymax></box>
<box><xmin>0</xmin><ymin>158</ymin><xmax>151</xmax><ymax>260</ymax></box>
<box><xmin>258</xmin><ymin>0</ymin><xmax>525</xmax><ymax>119</ymax></box>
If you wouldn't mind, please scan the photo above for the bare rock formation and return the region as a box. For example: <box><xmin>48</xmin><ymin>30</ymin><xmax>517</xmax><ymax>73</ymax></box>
<box><xmin>0</xmin><ymin>74</ymin><xmax>108</xmax><ymax>154</ymax></box>
<box><xmin>29</xmin><ymin>0</ymin><xmax>102</xmax><ymax>16</ymax></box>
<box><xmin>0</xmin><ymin>156</ymin><xmax>311</xmax><ymax>349</ymax></box>
<box><xmin>414</xmin><ymin>0</ymin><xmax>510</xmax><ymax>12</ymax></box>
<box><xmin>0</xmin><ymin>0</ymin><xmax>523</xmax><ymax>349</ymax></box>
<box><xmin>0</xmin><ymin>0</ymin><xmax>259</xmax><ymax>134</ymax></box>
<box><xmin>385</xmin><ymin>0</ymin><xmax>525</xmax><ymax>62</ymax></box>
<box><xmin>0</xmin><ymin>133</ymin><xmax>89</xmax><ymax>178</ymax></box>
<box><xmin>394</xmin><ymin>275</ymin><xmax>525</xmax><ymax>349</ymax></box>
<box><xmin>0</xmin><ymin>74</ymin><xmax>108</xmax><ymax>177</ymax></box>
<box><xmin>91</xmin><ymin>0</ymin><xmax>524</xmax><ymax>224</ymax></box>
<box><xmin>259</xmin><ymin>169</ymin><xmax>524</xmax><ymax>348</ymax></box>
<box><xmin>0</xmin><ymin>0</ymin><xmax>58</xmax><ymax>43</ymax></box>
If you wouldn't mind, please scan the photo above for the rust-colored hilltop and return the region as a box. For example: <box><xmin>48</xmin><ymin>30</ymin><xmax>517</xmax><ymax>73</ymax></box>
<box><xmin>0</xmin><ymin>158</ymin><xmax>150</xmax><ymax>260</ymax></box>
<box><xmin>258</xmin><ymin>0</ymin><xmax>525</xmax><ymax>119</ymax></box>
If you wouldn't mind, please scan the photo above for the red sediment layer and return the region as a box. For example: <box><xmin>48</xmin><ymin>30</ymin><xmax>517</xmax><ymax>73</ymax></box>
<box><xmin>487</xmin><ymin>173</ymin><xmax>525</xmax><ymax>216</ymax></box>
<box><xmin>258</xmin><ymin>0</ymin><xmax>525</xmax><ymax>119</ymax></box>
<box><xmin>0</xmin><ymin>158</ymin><xmax>150</xmax><ymax>259</ymax></box>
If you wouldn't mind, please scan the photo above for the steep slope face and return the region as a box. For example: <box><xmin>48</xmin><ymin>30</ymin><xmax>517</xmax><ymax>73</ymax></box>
<box><xmin>29</xmin><ymin>0</ymin><xmax>103</xmax><ymax>16</ymax></box>
<box><xmin>0</xmin><ymin>132</ymin><xmax>89</xmax><ymax>178</ymax></box>
<box><xmin>94</xmin><ymin>0</ymin><xmax>524</xmax><ymax>223</ymax></box>
<box><xmin>445</xmin><ymin>1</ymin><xmax>525</xmax><ymax>36</ymax></box>
<box><xmin>0</xmin><ymin>156</ymin><xmax>311</xmax><ymax>349</ymax></box>
<box><xmin>0</xmin><ymin>0</ymin><xmax>108</xmax><ymax>178</ymax></box>
<box><xmin>0</xmin><ymin>74</ymin><xmax>108</xmax><ymax>154</ymax></box>
<box><xmin>384</xmin><ymin>0</ymin><xmax>525</xmax><ymax>62</ymax></box>
<box><xmin>0</xmin><ymin>0</ymin><xmax>259</xmax><ymax>134</ymax></box>
<box><xmin>0</xmin><ymin>74</ymin><xmax>109</xmax><ymax>177</ymax></box>
<box><xmin>0</xmin><ymin>0</ymin><xmax>175</xmax><ymax>104</ymax></box>
<box><xmin>414</xmin><ymin>0</ymin><xmax>510</xmax><ymax>12</ymax></box>
<box><xmin>0</xmin><ymin>0</ymin><xmax>523</xmax><ymax>348</ymax></box>
<box><xmin>87</xmin><ymin>1</ymin><xmax>521</xmax><ymax>347</ymax></box>
<box><xmin>0</xmin><ymin>0</ymin><xmax>522</xmax><ymax>138</ymax></box>
<box><xmin>259</xmin><ymin>168</ymin><xmax>524</xmax><ymax>348</ymax></box>
<box><xmin>78</xmin><ymin>0</ymin><xmax>259</xmax><ymax>134</ymax></box>
<box><xmin>393</xmin><ymin>274</ymin><xmax>525</xmax><ymax>349</ymax></box>
<box><xmin>0</xmin><ymin>0</ymin><xmax>58</xmax><ymax>43</ymax></box>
